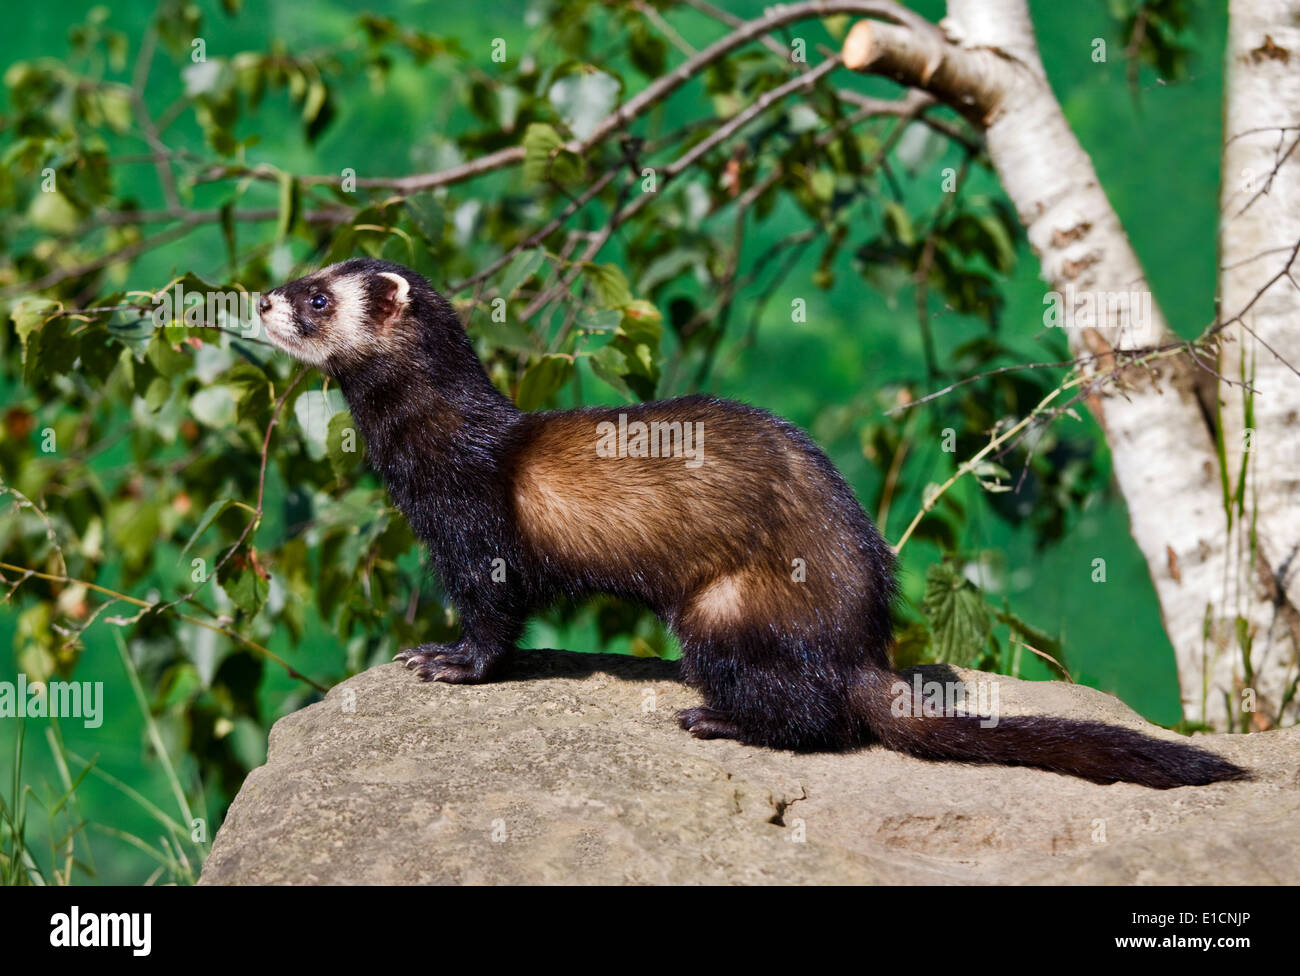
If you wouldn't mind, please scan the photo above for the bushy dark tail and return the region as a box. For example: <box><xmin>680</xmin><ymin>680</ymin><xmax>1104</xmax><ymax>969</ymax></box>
<box><xmin>855</xmin><ymin>668</ymin><xmax>1250</xmax><ymax>789</ymax></box>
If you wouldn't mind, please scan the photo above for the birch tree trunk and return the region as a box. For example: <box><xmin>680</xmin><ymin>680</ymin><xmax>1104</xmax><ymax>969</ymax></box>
<box><xmin>843</xmin><ymin>0</ymin><xmax>1300</xmax><ymax>727</ymax></box>
<box><xmin>1217</xmin><ymin>0</ymin><xmax>1300</xmax><ymax>728</ymax></box>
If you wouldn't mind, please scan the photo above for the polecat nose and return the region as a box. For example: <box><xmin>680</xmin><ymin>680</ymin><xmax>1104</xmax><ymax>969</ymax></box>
<box><xmin>257</xmin><ymin>294</ymin><xmax>272</xmax><ymax>317</ymax></box>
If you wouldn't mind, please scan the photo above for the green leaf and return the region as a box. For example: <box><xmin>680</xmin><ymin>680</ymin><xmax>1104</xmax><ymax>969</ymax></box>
<box><xmin>576</xmin><ymin>308</ymin><xmax>622</xmax><ymax>333</ymax></box>
<box><xmin>979</xmin><ymin>213</ymin><xmax>1016</xmax><ymax>273</ymax></box>
<box><xmin>181</xmin><ymin>499</ymin><xmax>240</xmax><ymax>558</ymax></box>
<box><xmin>583</xmin><ymin>262</ymin><xmax>633</xmax><ymax>308</ymax></box>
<box><xmin>294</xmin><ymin>389</ymin><xmax>347</xmax><ymax>460</ymax></box>
<box><xmin>190</xmin><ymin>385</ymin><xmax>237</xmax><ymax>428</ymax></box>
<box><xmin>104</xmin><ymin>87</ymin><xmax>134</xmax><ymax>131</ymax></box>
<box><xmin>628</xmin><ymin>22</ymin><xmax>667</xmax><ymax>77</ymax></box>
<box><xmin>638</xmin><ymin>249</ymin><xmax>705</xmax><ymax>293</ymax></box>
<box><xmin>920</xmin><ymin>562</ymin><xmax>991</xmax><ymax>666</ymax></box>
<box><xmin>516</xmin><ymin>354</ymin><xmax>573</xmax><ymax>410</ymax></box>
<box><xmin>619</xmin><ymin>300</ymin><xmax>662</xmax><ymax>347</ymax></box>
<box><xmin>230</xmin><ymin>337</ymin><xmax>276</xmax><ymax>372</ymax></box>
<box><xmin>523</xmin><ymin>122</ymin><xmax>561</xmax><ymax>182</ymax></box>
<box><xmin>810</xmin><ymin>169</ymin><xmax>835</xmax><ymax>202</ymax></box>
<box><xmin>896</xmin><ymin>122</ymin><xmax>945</xmax><ymax>174</ymax></box>
<box><xmin>183</xmin><ymin>60</ymin><xmax>224</xmax><ymax>97</ymax></box>
<box><xmin>27</xmin><ymin>191</ymin><xmax>80</xmax><ymax>234</ymax></box>
<box><xmin>589</xmin><ymin>344</ymin><xmax>634</xmax><ymax>400</ymax></box>
<box><xmin>548</xmin><ymin>68</ymin><xmax>619</xmax><ymax>141</ymax></box>
<box><xmin>11</xmin><ymin>298</ymin><xmax>60</xmax><ymax>354</ymax></box>
<box><xmin>326</xmin><ymin>410</ymin><xmax>362</xmax><ymax>480</ymax></box>
<box><xmin>630</xmin><ymin>342</ymin><xmax>655</xmax><ymax>378</ymax></box>
<box><xmin>498</xmin><ymin>248</ymin><xmax>545</xmax><ymax>298</ymax></box>
<box><xmin>477</xmin><ymin>314</ymin><xmax>538</xmax><ymax>355</ymax></box>
<box><xmin>145</xmin><ymin>332</ymin><xmax>191</xmax><ymax>379</ymax></box>
<box><xmin>78</xmin><ymin>326</ymin><xmax>121</xmax><ymax>383</ymax></box>
<box><xmin>522</xmin><ymin>123</ymin><xmax>582</xmax><ymax>185</ymax></box>
<box><xmin>302</xmin><ymin>79</ymin><xmax>327</xmax><ymax>126</ymax></box>
<box><xmin>218</xmin><ymin>563</ymin><xmax>268</xmax><ymax>616</ymax></box>
<box><xmin>144</xmin><ymin>375</ymin><xmax>172</xmax><ymax>412</ymax></box>
<box><xmin>275</xmin><ymin>171</ymin><xmax>299</xmax><ymax>242</ymax></box>
<box><xmin>228</xmin><ymin>363</ymin><xmax>272</xmax><ymax>424</ymax></box>
<box><xmin>883</xmin><ymin>200</ymin><xmax>915</xmax><ymax>247</ymax></box>
<box><xmin>404</xmin><ymin>196</ymin><xmax>444</xmax><ymax>243</ymax></box>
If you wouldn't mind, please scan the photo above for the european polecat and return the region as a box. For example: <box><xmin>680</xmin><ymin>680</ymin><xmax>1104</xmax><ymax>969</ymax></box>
<box><xmin>257</xmin><ymin>258</ymin><xmax>1248</xmax><ymax>789</ymax></box>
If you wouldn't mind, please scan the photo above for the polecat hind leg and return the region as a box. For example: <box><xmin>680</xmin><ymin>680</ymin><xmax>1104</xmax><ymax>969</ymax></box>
<box><xmin>396</xmin><ymin>640</ymin><xmax>509</xmax><ymax>683</ymax></box>
<box><xmin>676</xmin><ymin>706</ymin><xmax>743</xmax><ymax>741</ymax></box>
<box><xmin>678</xmin><ymin>628</ymin><xmax>860</xmax><ymax>751</ymax></box>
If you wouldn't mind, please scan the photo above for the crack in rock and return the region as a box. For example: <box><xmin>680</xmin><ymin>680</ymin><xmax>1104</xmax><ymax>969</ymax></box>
<box><xmin>767</xmin><ymin>786</ymin><xmax>809</xmax><ymax>827</ymax></box>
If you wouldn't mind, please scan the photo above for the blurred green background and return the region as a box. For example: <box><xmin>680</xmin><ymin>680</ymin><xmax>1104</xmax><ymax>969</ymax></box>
<box><xmin>0</xmin><ymin>0</ymin><xmax>1224</xmax><ymax>882</ymax></box>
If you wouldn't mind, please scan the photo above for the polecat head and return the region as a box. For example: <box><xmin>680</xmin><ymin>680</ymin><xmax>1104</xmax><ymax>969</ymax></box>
<box><xmin>258</xmin><ymin>258</ymin><xmax>426</xmax><ymax>375</ymax></box>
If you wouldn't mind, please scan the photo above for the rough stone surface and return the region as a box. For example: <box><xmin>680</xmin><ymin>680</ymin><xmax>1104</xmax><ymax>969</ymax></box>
<box><xmin>199</xmin><ymin>650</ymin><xmax>1300</xmax><ymax>885</ymax></box>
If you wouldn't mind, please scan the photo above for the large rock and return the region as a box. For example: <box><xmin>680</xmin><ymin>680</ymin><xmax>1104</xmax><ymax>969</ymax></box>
<box><xmin>199</xmin><ymin>649</ymin><xmax>1299</xmax><ymax>884</ymax></box>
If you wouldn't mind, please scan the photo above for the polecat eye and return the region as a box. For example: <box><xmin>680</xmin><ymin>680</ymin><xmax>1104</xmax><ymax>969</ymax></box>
<box><xmin>310</xmin><ymin>294</ymin><xmax>329</xmax><ymax>311</ymax></box>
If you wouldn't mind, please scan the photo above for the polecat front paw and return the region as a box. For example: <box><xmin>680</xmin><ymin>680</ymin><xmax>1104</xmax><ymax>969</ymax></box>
<box><xmin>395</xmin><ymin>642</ymin><xmax>500</xmax><ymax>683</ymax></box>
<box><xmin>395</xmin><ymin>643</ymin><xmax>449</xmax><ymax>668</ymax></box>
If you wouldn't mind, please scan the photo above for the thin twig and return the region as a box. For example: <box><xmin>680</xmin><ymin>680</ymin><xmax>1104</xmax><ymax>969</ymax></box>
<box><xmin>154</xmin><ymin>369</ymin><xmax>309</xmax><ymax>616</ymax></box>
<box><xmin>0</xmin><ymin>561</ymin><xmax>326</xmax><ymax>692</ymax></box>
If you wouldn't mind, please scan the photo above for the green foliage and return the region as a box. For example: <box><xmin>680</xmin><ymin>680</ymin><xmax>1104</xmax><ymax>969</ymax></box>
<box><xmin>1110</xmin><ymin>0</ymin><xmax>1198</xmax><ymax>84</ymax></box>
<box><xmin>920</xmin><ymin>561</ymin><xmax>992</xmax><ymax>667</ymax></box>
<box><xmin>914</xmin><ymin>561</ymin><xmax>1067</xmax><ymax>678</ymax></box>
<box><xmin>523</xmin><ymin>123</ymin><xmax>584</xmax><ymax>185</ymax></box>
<box><xmin>2</xmin><ymin>662</ymin><xmax>205</xmax><ymax>887</ymax></box>
<box><xmin>548</xmin><ymin>67</ymin><xmax>621</xmax><ymax>141</ymax></box>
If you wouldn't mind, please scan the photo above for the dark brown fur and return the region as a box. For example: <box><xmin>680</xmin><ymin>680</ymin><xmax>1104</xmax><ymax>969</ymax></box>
<box><xmin>258</xmin><ymin>258</ymin><xmax>1249</xmax><ymax>789</ymax></box>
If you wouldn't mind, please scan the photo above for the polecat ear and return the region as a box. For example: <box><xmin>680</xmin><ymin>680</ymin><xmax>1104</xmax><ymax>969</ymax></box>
<box><xmin>374</xmin><ymin>272</ymin><xmax>411</xmax><ymax>331</ymax></box>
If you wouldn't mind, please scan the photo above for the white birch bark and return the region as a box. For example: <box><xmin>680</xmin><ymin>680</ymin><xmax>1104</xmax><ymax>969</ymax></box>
<box><xmin>1217</xmin><ymin>0</ymin><xmax>1300</xmax><ymax>727</ymax></box>
<box><xmin>844</xmin><ymin>0</ymin><xmax>1299</xmax><ymax>726</ymax></box>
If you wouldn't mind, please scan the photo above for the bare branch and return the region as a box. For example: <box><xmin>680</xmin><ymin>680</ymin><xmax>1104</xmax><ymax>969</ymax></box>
<box><xmin>197</xmin><ymin>1</ymin><xmax>923</xmax><ymax>196</ymax></box>
<box><xmin>1</xmin><ymin>220</ymin><xmax>202</xmax><ymax>299</ymax></box>
<box><xmin>842</xmin><ymin>18</ymin><xmax>1018</xmax><ymax>124</ymax></box>
<box><xmin>130</xmin><ymin>26</ymin><xmax>181</xmax><ymax>212</ymax></box>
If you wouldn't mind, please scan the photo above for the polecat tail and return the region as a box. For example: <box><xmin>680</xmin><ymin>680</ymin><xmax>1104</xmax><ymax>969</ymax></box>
<box><xmin>854</xmin><ymin>668</ymin><xmax>1250</xmax><ymax>789</ymax></box>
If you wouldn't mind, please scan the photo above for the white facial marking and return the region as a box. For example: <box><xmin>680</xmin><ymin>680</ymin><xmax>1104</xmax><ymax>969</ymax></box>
<box><xmin>328</xmin><ymin>274</ymin><xmax>372</xmax><ymax>353</ymax></box>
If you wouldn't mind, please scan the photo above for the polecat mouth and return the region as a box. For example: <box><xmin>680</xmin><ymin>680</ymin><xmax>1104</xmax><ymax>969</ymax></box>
<box><xmin>258</xmin><ymin>309</ymin><xmax>297</xmax><ymax>349</ymax></box>
<box><xmin>260</xmin><ymin>317</ymin><xmax>288</xmax><ymax>343</ymax></box>
<box><xmin>257</xmin><ymin>304</ymin><xmax>335</xmax><ymax>371</ymax></box>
